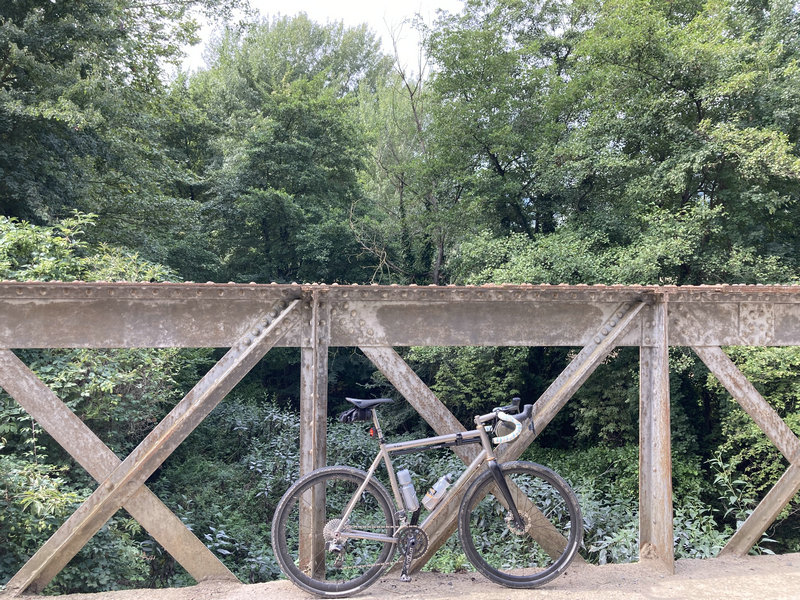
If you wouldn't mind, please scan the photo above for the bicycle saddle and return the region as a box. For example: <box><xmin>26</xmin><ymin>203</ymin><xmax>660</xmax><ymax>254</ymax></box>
<box><xmin>345</xmin><ymin>397</ymin><xmax>394</xmax><ymax>410</ymax></box>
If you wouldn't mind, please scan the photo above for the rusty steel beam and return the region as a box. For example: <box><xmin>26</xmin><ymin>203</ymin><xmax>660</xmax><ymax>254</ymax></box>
<box><xmin>0</xmin><ymin>350</ymin><xmax>237</xmax><ymax>585</ymax></box>
<box><xmin>3</xmin><ymin>282</ymin><xmax>800</xmax><ymax>348</ymax></box>
<box><xmin>639</xmin><ymin>299</ymin><xmax>674</xmax><ymax>574</ymax></box>
<box><xmin>6</xmin><ymin>282</ymin><xmax>800</xmax><ymax>588</ymax></box>
<box><xmin>692</xmin><ymin>346</ymin><xmax>800</xmax><ymax>555</ymax></box>
<box><xmin>2</xmin><ymin>299</ymin><xmax>302</xmax><ymax>596</ymax></box>
<box><xmin>298</xmin><ymin>291</ymin><xmax>330</xmax><ymax>577</ymax></box>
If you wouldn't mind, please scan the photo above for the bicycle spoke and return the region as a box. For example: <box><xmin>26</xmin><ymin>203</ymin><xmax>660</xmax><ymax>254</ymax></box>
<box><xmin>459</xmin><ymin>462</ymin><xmax>582</xmax><ymax>588</ymax></box>
<box><xmin>272</xmin><ymin>467</ymin><xmax>396</xmax><ymax>597</ymax></box>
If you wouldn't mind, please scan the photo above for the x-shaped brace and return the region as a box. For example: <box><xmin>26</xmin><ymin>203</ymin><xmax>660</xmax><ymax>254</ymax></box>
<box><xmin>1</xmin><ymin>299</ymin><xmax>302</xmax><ymax>596</ymax></box>
<box><xmin>693</xmin><ymin>346</ymin><xmax>800</xmax><ymax>555</ymax></box>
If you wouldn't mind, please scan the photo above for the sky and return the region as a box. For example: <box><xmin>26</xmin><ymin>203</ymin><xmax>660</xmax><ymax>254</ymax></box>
<box><xmin>183</xmin><ymin>0</ymin><xmax>465</xmax><ymax>73</ymax></box>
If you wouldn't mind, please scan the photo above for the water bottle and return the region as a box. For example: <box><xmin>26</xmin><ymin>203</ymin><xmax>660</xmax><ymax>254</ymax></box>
<box><xmin>397</xmin><ymin>469</ymin><xmax>419</xmax><ymax>512</ymax></box>
<box><xmin>422</xmin><ymin>473</ymin><xmax>454</xmax><ymax>510</ymax></box>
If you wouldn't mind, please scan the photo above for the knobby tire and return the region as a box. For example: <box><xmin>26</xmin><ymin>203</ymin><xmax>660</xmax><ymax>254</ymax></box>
<box><xmin>271</xmin><ymin>466</ymin><xmax>396</xmax><ymax>598</ymax></box>
<box><xmin>458</xmin><ymin>460</ymin><xmax>582</xmax><ymax>588</ymax></box>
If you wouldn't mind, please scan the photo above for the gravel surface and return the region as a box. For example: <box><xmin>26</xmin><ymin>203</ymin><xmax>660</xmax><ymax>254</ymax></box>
<box><xmin>45</xmin><ymin>552</ymin><xmax>800</xmax><ymax>600</ymax></box>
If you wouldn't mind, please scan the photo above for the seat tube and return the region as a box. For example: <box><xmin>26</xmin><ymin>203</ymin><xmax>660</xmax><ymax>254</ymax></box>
<box><xmin>373</xmin><ymin>411</ymin><xmax>405</xmax><ymax>518</ymax></box>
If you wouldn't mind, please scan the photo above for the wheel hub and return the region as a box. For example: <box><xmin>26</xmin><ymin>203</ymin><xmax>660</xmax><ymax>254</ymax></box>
<box><xmin>505</xmin><ymin>513</ymin><xmax>529</xmax><ymax>536</ymax></box>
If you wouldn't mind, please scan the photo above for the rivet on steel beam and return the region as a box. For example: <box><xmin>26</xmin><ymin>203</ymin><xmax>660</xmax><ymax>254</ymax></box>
<box><xmin>602</xmin><ymin>327</ymin><xmax>610</xmax><ymax>335</ymax></box>
<box><xmin>350</xmin><ymin>310</ymin><xmax>357</xmax><ymax>317</ymax></box>
<box><xmin>367</xmin><ymin>329</ymin><xmax>374</xmax><ymax>336</ymax></box>
<box><xmin>593</xmin><ymin>336</ymin><xmax>602</xmax><ymax>344</ymax></box>
<box><xmin>610</xmin><ymin>319</ymin><xmax>618</xmax><ymax>327</ymax></box>
<box><xmin>252</xmin><ymin>328</ymin><xmax>262</xmax><ymax>337</ymax></box>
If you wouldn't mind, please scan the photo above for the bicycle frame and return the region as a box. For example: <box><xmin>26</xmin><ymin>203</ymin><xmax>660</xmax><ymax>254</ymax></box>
<box><xmin>332</xmin><ymin>409</ymin><xmax>503</xmax><ymax>544</ymax></box>
<box><xmin>272</xmin><ymin>399</ymin><xmax>581</xmax><ymax>596</ymax></box>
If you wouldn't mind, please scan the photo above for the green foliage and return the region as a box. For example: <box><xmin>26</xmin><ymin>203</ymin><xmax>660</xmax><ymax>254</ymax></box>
<box><xmin>0</xmin><ymin>0</ymin><xmax>243</xmax><ymax>263</ymax></box>
<box><xmin>569</xmin><ymin>349</ymin><xmax>639</xmax><ymax>447</ymax></box>
<box><xmin>0</xmin><ymin>214</ymin><xmax>177</xmax><ymax>282</ymax></box>
<box><xmin>404</xmin><ymin>346</ymin><xmax>527</xmax><ymax>421</ymax></box>
<box><xmin>0</xmin><ymin>456</ymin><xmax>147</xmax><ymax>592</ymax></box>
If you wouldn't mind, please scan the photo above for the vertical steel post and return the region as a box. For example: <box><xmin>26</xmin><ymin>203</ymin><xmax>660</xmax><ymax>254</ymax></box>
<box><xmin>299</xmin><ymin>289</ymin><xmax>330</xmax><ymax>577</ymax></box>
<box><xmin>639</xmin><ymin>295</ymin><xmax>674</xmax><ymax>573</ymax></box>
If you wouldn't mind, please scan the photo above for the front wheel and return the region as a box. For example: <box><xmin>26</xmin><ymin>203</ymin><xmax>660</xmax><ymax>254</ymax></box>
<box><xmin>458</xmin><ymin>461</ymin><xmax>582</xmax><ymax>588</ymax></box>
<box><xmin>271</xmin><ymin>466</ymin><xmax>397</xmax><ymax>598</ymax></box>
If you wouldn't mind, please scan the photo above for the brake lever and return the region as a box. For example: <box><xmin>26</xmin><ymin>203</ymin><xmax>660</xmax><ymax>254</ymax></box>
<box><xmin>494</xmin><ymin>397</ymin><xmax>522</xmax><ymax>414</ymax></box>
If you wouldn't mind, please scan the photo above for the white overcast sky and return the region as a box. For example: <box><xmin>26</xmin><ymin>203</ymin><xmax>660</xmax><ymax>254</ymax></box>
<box><xmin>183</xmin><ymin>0</ymin><xmax>465</xmax><ymax>73</ymax></box>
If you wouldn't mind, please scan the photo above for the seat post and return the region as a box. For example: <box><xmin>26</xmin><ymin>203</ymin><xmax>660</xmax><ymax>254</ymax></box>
<box><xmin>371</xmin><ymin>409</ymin><xmax>386</xmax><ymax>444</ymax></box>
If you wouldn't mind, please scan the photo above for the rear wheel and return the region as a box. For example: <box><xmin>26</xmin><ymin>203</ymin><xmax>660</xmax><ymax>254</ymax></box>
<box><xmin>458</xmin><ymin>461</ymin><xmax>582</xmax><ymax>588</ymax></box>
<box><xmin>271</xmin><ymin>466</ymin><xmax>396</xmax><ymax>598</ymax></box>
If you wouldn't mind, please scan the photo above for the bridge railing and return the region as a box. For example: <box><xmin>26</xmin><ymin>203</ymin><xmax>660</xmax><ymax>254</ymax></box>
<box><xmin>1</xmin><ymin>282</ymin><xmax>799</xmax><ymax>595</ymax></box>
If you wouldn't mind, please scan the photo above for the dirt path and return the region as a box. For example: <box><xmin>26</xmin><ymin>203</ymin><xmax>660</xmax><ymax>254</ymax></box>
<box><xmin>49</xmin><ymin>553</ymin><xmax>800</xmax><ymax>600</ymax></box>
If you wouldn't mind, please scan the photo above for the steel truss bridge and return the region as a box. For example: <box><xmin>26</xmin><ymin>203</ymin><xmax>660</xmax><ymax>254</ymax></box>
<box><xmin>1</xmin><ymin>281</ymin><xmax>799</xmax><ymax>595</ymax></box>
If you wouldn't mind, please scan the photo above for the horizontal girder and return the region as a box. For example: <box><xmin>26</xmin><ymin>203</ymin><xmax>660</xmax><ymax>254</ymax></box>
<box><xmin>1</xmin><ymin>282</ymin><xmax>799</xmax><ymax>348</ymax></box>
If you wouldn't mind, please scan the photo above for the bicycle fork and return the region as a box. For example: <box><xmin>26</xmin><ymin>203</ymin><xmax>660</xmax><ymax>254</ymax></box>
<box><xmin>487</xmin><ymin>459</ymin><xmax>525</xmax><ymax>530</ymax></box>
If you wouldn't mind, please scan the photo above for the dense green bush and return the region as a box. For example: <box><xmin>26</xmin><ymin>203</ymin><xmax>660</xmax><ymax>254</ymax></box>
<box><xmin>0</xmin><ymin>456</ymin><xmax>148</xmax><ymax>593</ymax></box>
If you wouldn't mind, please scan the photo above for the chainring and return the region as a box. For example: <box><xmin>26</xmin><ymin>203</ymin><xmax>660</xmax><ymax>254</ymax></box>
<box><xmin>396</xmin><ymin>525</ymin><xmax>429</xmax><ymax>558</ymax></box>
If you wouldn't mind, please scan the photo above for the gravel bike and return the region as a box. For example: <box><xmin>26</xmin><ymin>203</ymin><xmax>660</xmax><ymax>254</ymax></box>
<box><xmin>271</xmin><ymin>397</ymin><xmax>582</xmax><ymax>598</ymax></box>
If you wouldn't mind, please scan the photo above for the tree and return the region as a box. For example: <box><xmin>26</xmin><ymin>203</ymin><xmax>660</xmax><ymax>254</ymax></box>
<box><xmin>0</xmin><ymin>0</ymin><xmax>243</xmax><ymax>262</ymax></box>
<box><xmin>436</xmin><ymin>0</ymin><xmax>800</xmax><ymax>286</ymax></box>
<box><xmin>569</xmin><ymin>0</ymin><xmax>800</xmax><ymax>283</ymax></box>
<box><xmin>182</xmin><ymin>14</ymin><xmax>391</xmax><ymax>283</ymax></box>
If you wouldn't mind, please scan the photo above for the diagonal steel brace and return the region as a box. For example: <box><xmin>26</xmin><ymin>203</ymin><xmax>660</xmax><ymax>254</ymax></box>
<box><xmin>364</xmin><ymin>301</ymin><xmax>645</xmax><ymax>572</ymax></box>
<box><xmin>693</xmin><ymin>345</ymin><xmax>800</xmax><ymax>556</ymax></box>
<box><xmin>2</xmin><ymin>299</ymin><xmax>302</xmax><ymax>596</ymax></box>
<box><xmin>0</xmin><ymin>350</ymin><xmax>237</xmax><ymax>585</ymax></box>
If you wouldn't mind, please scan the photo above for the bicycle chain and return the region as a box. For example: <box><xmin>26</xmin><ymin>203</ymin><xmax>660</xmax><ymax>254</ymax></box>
<box><xmin>319</xmin><ymin>522</ymin><xmax>424</xmax><ymax>572</ymax></box>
